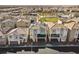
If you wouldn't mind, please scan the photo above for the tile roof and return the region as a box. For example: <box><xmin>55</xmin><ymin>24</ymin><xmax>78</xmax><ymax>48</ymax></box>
<box><xmin>7</xmin><ymin>28</ymin><xmax>29</xmax><ymax>35</ymax></box>
<box><xmin>44</xmin><ymin>22</ymin><xmax>56</xmax><ymax>29</ymax></box>
<box><xmin>64</xmin><ymin>21</ymin><xmax>76</xmax><ymax>30</ymax></box>
<box><xmin>72</xmin><ymin>23</ymin><xmax>79</xmax><ymax>29</ymax></box>
<box><xmin>51</xmin><ymin>23</ymin><xmax>67</xmax><ymax>29</ymax></box>
<box><xmin>2</xmin><ymin>19</ymin><xmax>14</xmax><ymax>23</ymax></box>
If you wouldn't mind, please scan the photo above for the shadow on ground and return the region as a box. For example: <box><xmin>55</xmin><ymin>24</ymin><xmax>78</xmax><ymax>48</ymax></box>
<box><xmin>0</xmin><ymin>47</ymin><xmax>79</xmax><ymax>54</ymax></box>
<box><xmin>49</xmin><ymin>47</ymin><xmax>79</xmax><ymax>54</ymax></box>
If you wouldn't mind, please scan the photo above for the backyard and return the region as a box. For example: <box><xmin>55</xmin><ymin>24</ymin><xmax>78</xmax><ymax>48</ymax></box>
<box><xmin>39</xmin><ymin>17</ymin><xmax>61</xmax><ymax>22</ymax></box>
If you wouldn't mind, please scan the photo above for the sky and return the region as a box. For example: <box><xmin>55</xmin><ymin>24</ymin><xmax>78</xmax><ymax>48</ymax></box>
<box><xmin>0</xmin><ymin>0</ymin><xmax>78</xmax><ymax>5</ymax></box>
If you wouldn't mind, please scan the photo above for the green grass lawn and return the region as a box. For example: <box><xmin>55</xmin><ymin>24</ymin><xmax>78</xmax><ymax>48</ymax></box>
<box><xmin>39</xmin><ymin>17</ymin><xmax>61</xmax><ymax>22</ymax></box>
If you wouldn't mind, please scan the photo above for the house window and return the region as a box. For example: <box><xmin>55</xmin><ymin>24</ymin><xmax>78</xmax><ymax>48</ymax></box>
<box><xmin>13</xmin><ymin>35</ymin><xmax>18</xmax><ymax>39</ymax></box>
<box><xmin>52</xmin><ymin>29</ymin><xmax>56</xmax><ymax>32</ymax></box>
<box><xmin>37</xmin><ymin>34</ymin><xmax>46</xmax><ymax>37</ymax></box>
<box><xmin>61</xmin><ymin>28</ymin><xmax>64</xmax><ymax>31</ymax></box>
<box><xmin>40</xmin><ymin>28</ymin><xmax>45</xmax><ymax>32</ymax></box>
<box><xmin>60</xmin><ymin>28</ymin><xmax>64</xmax><ymax>36</ymax></box>
<box><xmin>9</xmin><ymin>35</ymin><xmax>12</xmax><ymax>38</ymax></box>
<box><xmin>33</xmin><ymin>29</ymin><xmax>37</xmax><ymax>34</ymax></box>
<box><xmin>51</xmin><ymin>34</ymin><xmax>60</xmax><ymax>37</ymax></box>
<box><xmin>39</xmin><ymin>27</ymin><xmax>45</xmax><ymax>34</ymax></box>
<box><xmin>15</xmin><ymin>36</ymin><xmax>18</xmax><ymax>39</ymax></box>
<box><xmin>19</xmin><ymin>34</ymin><xmax>25</xmax><ymax>39</ymax></box>
<box><xmin>19</xmin><ymin>37</ymin><xmax>23</xmax><ymax>39</ymax></box>
<box><xmin>20</xmin><ymin>34</ymin><xmax>25</xmax><ymax>37</ymax></box>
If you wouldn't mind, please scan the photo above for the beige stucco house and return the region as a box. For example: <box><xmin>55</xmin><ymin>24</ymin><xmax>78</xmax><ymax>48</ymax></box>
<box><xmin>7</xmin><ymin>27</ymin><xmax>29</xmax><ymax>45</ymax></box>
<box><xmin>68</xmin><ymin>22</ymin><xmax>79</xmax><ymax>43</ymax></box>
<box><xmin>49</xmin><ymin>21</ymin><xmax>68</xmax><ymax>43</ymax></box>
<box><xmin>64</xmin><ymin>21</ymin><xmax>76</xmax><ymax>42</ymax></box>
<box><xmin>7</xmin><ymin>18</ymin><xmax>30</xmax><ymax>45</ymax></box>
<box><xmin>29</xmin><ymin>22</ymin><xmax>48</xmax><ymax>44</ymax></box>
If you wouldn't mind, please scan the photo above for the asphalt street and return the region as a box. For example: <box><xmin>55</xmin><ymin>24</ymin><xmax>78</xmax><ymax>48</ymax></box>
<box><xmin>5</xmin><ymin>48</ymin><xmax>76</xmax><ymax>54</ymax></box>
